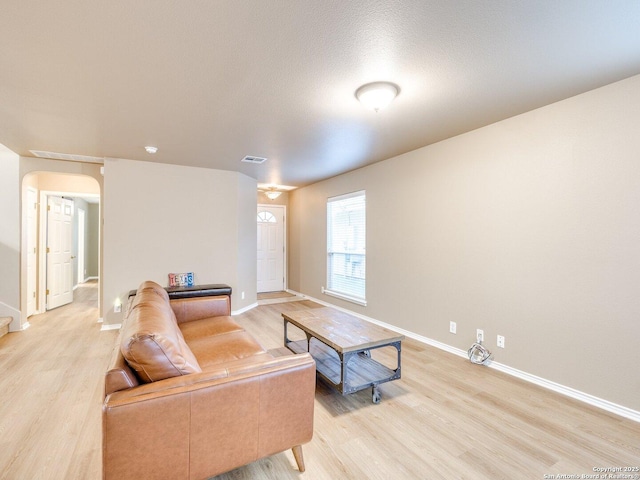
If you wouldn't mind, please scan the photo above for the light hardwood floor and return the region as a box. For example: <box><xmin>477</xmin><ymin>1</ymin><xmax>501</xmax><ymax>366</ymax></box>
<box><xmin>0</xmin><ymin>286</ymin><xmax>638</xmax><ymax>479</ymax></box>
<box><xmin>0</xmin><ymin>281</ymin><xmax>117</xmax><ymax>480</ymax></box>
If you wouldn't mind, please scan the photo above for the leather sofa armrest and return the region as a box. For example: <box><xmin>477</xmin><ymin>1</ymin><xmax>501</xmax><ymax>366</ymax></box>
<box><xmin>104</xmin><ymin>353</ymin><xmax>314</xmax><ymax>406</ymax></box>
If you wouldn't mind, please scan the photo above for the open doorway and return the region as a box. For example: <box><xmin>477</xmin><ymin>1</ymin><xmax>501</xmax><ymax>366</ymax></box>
<box><xmin>22</xmin><ymin>172</ymin><xmax>100</xmax><ymax>318</ymax></box>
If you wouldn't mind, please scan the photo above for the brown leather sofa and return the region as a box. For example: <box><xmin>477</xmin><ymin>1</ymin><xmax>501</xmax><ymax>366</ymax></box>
<box><xmin>103</xmin><ymin>281</ymin><xmax>316</xmax><ymax>480</ymax></box>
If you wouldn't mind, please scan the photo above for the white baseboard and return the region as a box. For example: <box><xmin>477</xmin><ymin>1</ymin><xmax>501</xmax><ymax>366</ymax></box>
<box><xmin>232</xmin><ymin>302</ymin><xmax>258</xmax><ymax>316</ymax></box>
<box><xmin>286</xmin><ymin>289</ymin><xmax>640</xmax><ymax>423</ymax></box>
<box><xmin>100</xmin><ymin>323</ymin><xmax>121</xmax><ymax>331</ymax></box>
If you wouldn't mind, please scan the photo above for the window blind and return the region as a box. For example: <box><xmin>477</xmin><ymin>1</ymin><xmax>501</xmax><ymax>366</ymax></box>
<box><xmin>326</xmin><ymin>191</ymin><xmax>366</xmax><ymax>305</ymax></box>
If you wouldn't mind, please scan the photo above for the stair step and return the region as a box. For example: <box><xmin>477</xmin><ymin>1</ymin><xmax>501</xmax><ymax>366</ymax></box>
<box><xmin>0</xmin><ymin>317</ymin><xmax>11</xmax><ymax>339</ymax></box>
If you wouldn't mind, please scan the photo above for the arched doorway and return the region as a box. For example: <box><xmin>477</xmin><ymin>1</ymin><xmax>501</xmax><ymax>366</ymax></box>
<box><xmin>21</xmin><ymin>171</ymin><xmax>101</xmax><ymax>327</ymax></box>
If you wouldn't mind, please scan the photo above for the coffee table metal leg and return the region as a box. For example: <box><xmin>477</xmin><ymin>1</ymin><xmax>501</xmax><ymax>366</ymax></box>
<box><xmin>372</xmin><ymin>385</ymin><xmax>381</xmax><ymax>404</ymax></box>
<box><xmin>339</xmin><ymin>351</ymin><xmax>348</xmax><ymax>394</ymax></box>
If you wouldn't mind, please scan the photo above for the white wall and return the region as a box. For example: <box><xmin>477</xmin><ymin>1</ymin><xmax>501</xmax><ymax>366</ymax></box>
<box><xmin>0</xmin><ymin>145</ymin><xmax>21</xmax><ymax>330</ymax></box>
<box><xmin>289</xmin><ymin>74</ymin><xmax>640</xmax><ymax>413</ymax></box>
<box><xmin>102</xmin><ymin>158</ymin><xmax>257</xmax><ymax>325</ymax></box>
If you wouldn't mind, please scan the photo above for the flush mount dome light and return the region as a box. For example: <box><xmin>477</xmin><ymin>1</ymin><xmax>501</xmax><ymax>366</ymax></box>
<box><xmin>355</xmin><ymin>81</ymin><xmax>399</xmax><ymax>112</ymax></box>
<box><xmin>144</xmin><ymin>145</ymin><xmax>158</xmax><ymax>154</ymax></box>
<box><xmin>264</xmin><ymin>187</ymin><xmax>282</xmax><ymax>200</ymax></box>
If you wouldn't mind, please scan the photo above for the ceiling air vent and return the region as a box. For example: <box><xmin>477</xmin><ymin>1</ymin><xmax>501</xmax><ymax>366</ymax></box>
<box><xmin>30</xmin><ymin>150</ymin><xmax>104</xmax><ymax>164</ymax></box>
<box><xmin>241</xmin><ymin>155</ymin><xmax>267</xmax><ymax>164</ymax></box>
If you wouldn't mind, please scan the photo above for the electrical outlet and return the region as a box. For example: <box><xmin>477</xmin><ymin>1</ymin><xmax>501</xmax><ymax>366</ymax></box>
<box><xmin>241</xmin><ymin>291</ymin><xmax>245</xmax><ymax>300</ymax></box>
<box><xmin>497</xmin><ymin>335</ymin><xmax>505</xmax><ymax>348</ymax></box>
<box><xmin>449</xmin><ymin>321</ymin><xmax>457</xmax><ymax>334</ymax></box>
<box><xmin>476</xmin><ymin>329</ymin><xmax>484</xmax><ymax>342</ymax></box>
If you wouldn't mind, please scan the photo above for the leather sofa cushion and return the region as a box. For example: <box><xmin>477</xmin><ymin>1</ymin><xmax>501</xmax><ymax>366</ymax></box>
<box><xmin>121</xmin><ymin>287</ymin><xmax>201</xmax><ymax>383</ymax></box>
<box><xmin>187</xmin><ymin>330</ymin><xmax>268</xmax><ymax>370</ymax></box>
<box><xmin>179</xmin><ymin>316</ymin><xmax>244</xmax><ymax>341</ymax></box>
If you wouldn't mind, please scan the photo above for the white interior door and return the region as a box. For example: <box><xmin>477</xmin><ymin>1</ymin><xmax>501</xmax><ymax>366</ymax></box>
<box><xmin>47</xmin><ymin>196</ymin><xmax>74</xmax><ymax>310</ymax></box>
<box><xmin>26</xmin><ymin>188</ymin><xmax>38</xmax><ymax>317</ymax></box>
<box><xmin>257</xmin><ymin>205</ymin><xmax>285</xmax><ymax>293</ymax></box>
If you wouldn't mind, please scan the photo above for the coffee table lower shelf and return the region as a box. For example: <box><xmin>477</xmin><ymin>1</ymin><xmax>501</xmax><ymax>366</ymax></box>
<box><xmin>286</xmin><ymin>338</ymin><xmax>401</xmax><ymax>404</ymax></box>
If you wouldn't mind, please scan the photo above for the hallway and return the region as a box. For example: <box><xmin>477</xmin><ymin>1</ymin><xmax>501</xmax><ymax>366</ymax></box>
<box><xmin>0</xmin><ymin>281</ymin><xmax>117</xmax><ymax>479</ymax></box>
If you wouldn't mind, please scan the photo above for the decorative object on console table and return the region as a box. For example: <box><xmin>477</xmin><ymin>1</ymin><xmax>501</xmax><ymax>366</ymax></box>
<box><xmin>168</xmin><ymin>272</ymin><xmax>194</xmax><ymax>287</ymax></box>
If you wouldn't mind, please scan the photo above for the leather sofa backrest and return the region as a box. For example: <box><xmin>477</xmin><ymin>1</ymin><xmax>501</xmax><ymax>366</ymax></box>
<box><xmin>120</xmin><ymin>283</ymin><xmax>201</xmax><ymax>383</ymax></box>
<box><xmin>134</xmin><ymin>280</ymin><xmax>170</xmax><ymax>302</ymax></box>
<box><xmin>170</xmin><ymin>295</ymin><xmax>231</xmax><ymax>324</ymax></box>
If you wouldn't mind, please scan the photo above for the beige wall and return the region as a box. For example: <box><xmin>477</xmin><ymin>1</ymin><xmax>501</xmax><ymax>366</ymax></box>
<box><xmin>0</xmin><ymin>145</ymin><xmax>21</xmax><ymax>330</ymax></box>
<box><xmin>34</xmin><ymin>171</ymin><xmax>100</xmax><ymax>194</ymax></box>
<box><xmin>238</xmin><ymin>174</ymin><xmax>259</xmax><ymax>304</ymax></box>
<box><xmin>102</xmin><ymin>158</ymin><xmax>257</xmax><ymax>325</ymax></box>
<box><xmin>87</xmin><ymin>203</ymin><xmax>100</xmax><ymax>278</ymax></box>
<box><xmin>289</xmin><ymin>74</ymin><xmax>640</xmax><ymax>412</ymax></box>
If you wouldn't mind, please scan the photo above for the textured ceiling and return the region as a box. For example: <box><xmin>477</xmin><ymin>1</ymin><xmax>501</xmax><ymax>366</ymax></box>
<box><xmin>1</xmin><ymin>0</ymin><xmax>640</xmax><ymax>187</ymax></box>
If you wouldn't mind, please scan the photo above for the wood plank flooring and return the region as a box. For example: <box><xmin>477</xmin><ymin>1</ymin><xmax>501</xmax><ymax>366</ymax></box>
<box><xmin>0</xmin><ymin>289</ymin><xmax>638</xmax><ymax>480</ymax></box>
<box><xmin>0</xmin><ymin>281</ymin><xmax>117</xmax><ymax>480</ymax></box>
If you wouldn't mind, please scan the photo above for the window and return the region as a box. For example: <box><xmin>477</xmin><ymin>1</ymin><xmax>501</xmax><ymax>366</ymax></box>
<box><xmin>257</xmin><ymin>211</ymin><xmax>276</xmax><ymax>223</ymax></box>
<box><xmin>326</xmin><ymin>191</ymin><xmax>366</xmax><ymax>305</ymax></box>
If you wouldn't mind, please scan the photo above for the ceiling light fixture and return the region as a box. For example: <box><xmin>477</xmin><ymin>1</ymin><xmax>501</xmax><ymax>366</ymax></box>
<box><xmin>264</xmin><ymin>188</ymin><xmax>282</xmax><ymax>200</ymax></box>
<box><xmin>144</xmin><ymin>146</ymin><xmax>158</xmax><ymax>154</ymax></box>
<box><xmin>355</xmin><ymin>81</ymin><xmax>400</xmax><ymax>112</ymax></box>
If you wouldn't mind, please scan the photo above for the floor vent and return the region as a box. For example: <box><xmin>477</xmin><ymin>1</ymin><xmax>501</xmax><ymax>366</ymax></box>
<box><xmin>29</xmin><ymin>150</ymin><xmax>104</xmax><ymax>164</ymax></box>
<box><xmin>241</xmin><ymin>155</ymin><xmax>267</xmax><ymax>164</ymax></box>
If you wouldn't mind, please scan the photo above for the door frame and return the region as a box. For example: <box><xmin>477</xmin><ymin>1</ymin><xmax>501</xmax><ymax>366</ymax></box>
<box><xmin>38</xmin><ymin>190</ymin><xmax>95</xmax><ymax>312</ymax></box>
<box><xmin>26</xmin><ymin>187</ymin><xmax>38</xmax><ymax>317</ymax></box>
<box><xmin>257</xmin><ymin>204</ymin><xmax>287</xmax><ymax>293</ymax></box>
<box><xmin>77</xmin><ymin>207</ymin><xmax>85</xmax><ymax>284</ymax></box>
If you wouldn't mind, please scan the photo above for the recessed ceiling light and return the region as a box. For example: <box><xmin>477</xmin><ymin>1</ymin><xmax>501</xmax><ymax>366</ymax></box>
<box><xmin>145</xmin><ymin>146</ymin><xmax>158</xmax><ymax>154</ymax></box>
<box><xmin>355</xmin><ymin>82</ymin><xmax>400</xmax><ymax>112</ymax></box>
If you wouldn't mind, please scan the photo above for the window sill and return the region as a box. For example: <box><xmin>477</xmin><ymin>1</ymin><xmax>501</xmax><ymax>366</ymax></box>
<box><xmin>323</xmin><ymin>289</ymin><xmax>367</xmax><ymax>307</ymax></box>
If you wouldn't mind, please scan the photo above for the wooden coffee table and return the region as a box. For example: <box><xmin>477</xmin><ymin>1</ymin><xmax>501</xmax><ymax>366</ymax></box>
<box><xmin>282</xmin><ymin>307</ymin><xmax>404</xmax><ymax>403</ymax></box>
